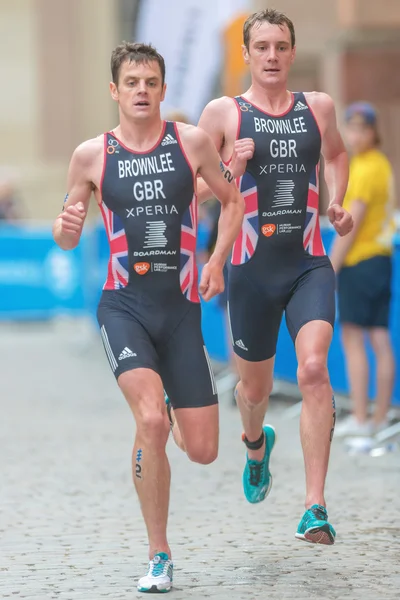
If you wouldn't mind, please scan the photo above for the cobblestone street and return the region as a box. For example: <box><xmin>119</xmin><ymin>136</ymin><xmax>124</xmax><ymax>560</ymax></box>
<box><xmin>2</xmin><ymin>323</ymin><xmax>399</xmax><ymax>599</ymax></box>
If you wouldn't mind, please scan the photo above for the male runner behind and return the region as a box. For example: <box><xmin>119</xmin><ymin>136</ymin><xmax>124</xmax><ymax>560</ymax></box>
<box><xmin>195</xmin><ymin>10</ymin><xmax>353</xmax><ymax>544</ymax></box>
<box><xmin>52</xmin><ymin>42</ymin><xmax>244</xmax><ymax>593</ymax></box>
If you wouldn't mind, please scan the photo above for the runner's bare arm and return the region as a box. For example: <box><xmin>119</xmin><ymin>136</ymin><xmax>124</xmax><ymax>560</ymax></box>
<box><xmin>309</xmin><ymin>93</ymin><xmax>353</xmax><ymax>236</ymax></box>
<box><xmin>317</xmin><ymin>93</ymin><xmax>349</xmax><ymax>208</ymax></box>
<box><xmin>329</xmin><ymin>200</ymin><xmax>366</xmax><ymax>273</ymax></box>
<box><xmin>52</xmin><ymin>142</ymin><xmax>95</xmax><ymax>250</ymax></box>
<box><xmin>196</xmin><ymin>128</ymin><xmax>244</xmax><ymax>267</ymax></box>
<box><xmin>196</xmin><ymin>98</ymin><xmax>230</xmax><ymax>204</ymax></box>
<box><xmin>182</xmin><ymin>126</ymin><xmax>243</xmax><ymax>301</ymax></box>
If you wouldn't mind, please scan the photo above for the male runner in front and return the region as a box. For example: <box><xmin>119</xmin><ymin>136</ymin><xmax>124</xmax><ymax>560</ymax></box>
<box><xmin>196</xmin><ymin>9</ymin><xmax>353</xmax><ymax>544</ymax></box>
<box><xmin>52</xmin><ymin>42</ymin><xmax>244</xmax><ymax>593</ymax></box>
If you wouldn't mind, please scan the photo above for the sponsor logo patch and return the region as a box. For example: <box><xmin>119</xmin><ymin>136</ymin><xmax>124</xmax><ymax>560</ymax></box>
<box><xmin>134</xmin><ymin>262</ymin><xmax>150</xmax><ymax>275</ymax></box>
<box><xmin>261</xmin><ymin>224</ymin><xmax>276</xmax><ymax>237</ymax></box>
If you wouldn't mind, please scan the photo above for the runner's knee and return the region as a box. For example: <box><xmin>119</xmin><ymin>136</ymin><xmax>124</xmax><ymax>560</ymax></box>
<box><xmin>136</xmin><ymin>408</ymin><xmax>170</xmax><ymax>446</ymax></box>
<box><xmin>240</xmin><ymin>378</ymin><xmax>272</xmax><ymax>406</ymax></box>
<box><xmin>185</xmin><ymin>439</ymin><xmax>218</xmax><ymax>465</ymax></box>
<box><xmin>297</xmin><ymin>354</ymin><xmax>329</xmax><ymax>391</ymax></box>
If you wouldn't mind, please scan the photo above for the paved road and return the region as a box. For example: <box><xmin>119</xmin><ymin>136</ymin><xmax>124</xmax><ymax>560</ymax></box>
<box><xmin>2</xmin><ymin>322</ymin><xmax>399</xmax><ymax>599</ymax></box>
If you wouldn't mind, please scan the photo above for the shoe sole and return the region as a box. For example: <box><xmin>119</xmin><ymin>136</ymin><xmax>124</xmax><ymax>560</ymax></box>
<box><xmin>137</xmin><ymin>584</ymin><xmax>172</xmax><ymax>593</ymax></box>
<box><xmin>263</xmin><ymin>425</ymin><xmax>277</xmax><ymax>495</ymax></box>
<box><xmin>295</xmin><ymin>524</ymin><xmax>335</xmax><ymax>545</ymax></box>
<box><xmin>244</xmin><ymin>424</ymin><xmax>276</xmax><ymax>504</ymax></box>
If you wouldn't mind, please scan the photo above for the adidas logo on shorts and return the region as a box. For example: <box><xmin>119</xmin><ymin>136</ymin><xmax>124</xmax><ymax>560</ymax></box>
<box><xmin>294</xmin><ymin>101</ymin><xmax>308</xmax><ymax>111</ymax></box>
<box><xmin>118</xmin><ymin>347</ymin><xmax>137</xmax><ymax>360</ymax></box>
<box><xmin>161</xmin><ymin>133</ymin><xmax>177</xmax><ymax>146</ymax></box>
<box><xmin>235</xmin><ymin>339</ymin><xmax>248</xmax><ymax>351</ymax></box>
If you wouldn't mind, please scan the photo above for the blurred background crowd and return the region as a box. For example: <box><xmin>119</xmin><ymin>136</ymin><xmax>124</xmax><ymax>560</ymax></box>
<box><xmin>1</xmin><ymin>0</ymin><xmax>400</xmax><ymax>451</ymax></box>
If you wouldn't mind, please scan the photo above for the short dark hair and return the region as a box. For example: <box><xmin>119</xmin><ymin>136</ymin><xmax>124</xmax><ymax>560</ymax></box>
<box><xmin>110</xmin><ymin>42</ymin><xmax>166</xmax><ymax>86</ymax></box>
<box><xmin>243</xmin><ymin>9</ymin><xmax>296</xmax><ymax>50</ymax></box>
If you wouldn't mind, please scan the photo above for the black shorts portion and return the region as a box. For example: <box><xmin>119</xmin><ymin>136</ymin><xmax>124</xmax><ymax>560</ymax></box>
<box><xmin>217</xmin><ymin>263</ymin><xmax>229</xmax><ymax>309</ymax></box>
<box><xmin>97</xmin><ymin>290</ymin><xmax>218</xmax><ymax>409</ymax></box>
<box><xmin>338</xmin><ymin>255</ymin><xmax>392</xmax><ymax>328</ymax></box>
<box><xmin>228</xmin><ymin>257</ymin><xmax>336</xmax><ymax>362</ymax></box>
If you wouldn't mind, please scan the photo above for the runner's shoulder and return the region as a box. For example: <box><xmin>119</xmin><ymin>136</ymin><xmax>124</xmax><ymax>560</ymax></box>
<box><xmin>175</xmin><ymin>122</ymin><xmax>213</xmax><ymax>152</ymax></box>
<box><xmin>72</xmin><ymin>135</ymin><xmax>104</xmax><ymax>168</ymax></box>
<box><xmin>203</xmin><ymin>95</ymin><xmax>238</xmax><ymax>117</ymax></box>
<box><xmin>304</xmin><ymin>91</ymin><xmax>335</xmax><ymax>115</ymax></box>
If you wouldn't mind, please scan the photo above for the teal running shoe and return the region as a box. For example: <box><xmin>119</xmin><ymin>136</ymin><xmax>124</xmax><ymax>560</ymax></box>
<box><xmin>242</xmin><ymin>424</ymin><xmax>276</xmax><ymax>504</ymax></box>
<box><xmin>137</xmin><ymin>552</ymin><xmax>173</xmax><ymax>593</ymax></box>
<box><xmin>295</xmin><ymin>504</ymin><xmax>336</xmax><ymax>545</ymax></box>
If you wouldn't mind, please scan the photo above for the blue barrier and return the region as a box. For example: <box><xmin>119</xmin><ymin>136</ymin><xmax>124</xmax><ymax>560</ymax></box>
<box><xmin>0</xmin><ymin>220</ymin><xmax>398</xmax><ymax>404</ymax></box>
<box><xmin>0</xmin><ymin>223</ymin><xmax>95</xmax><ymax>319</ymax></box>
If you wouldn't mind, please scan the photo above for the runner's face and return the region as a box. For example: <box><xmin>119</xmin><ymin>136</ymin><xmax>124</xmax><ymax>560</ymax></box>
<box><xmin>110</xmin><ymin>60</ymin><xmax>166</xmax><ymax>120</ymax></box>
<box><xmin>243</xmin><ymin>22</ymin><xmax>295</xmax><ymax>88</ymax></box>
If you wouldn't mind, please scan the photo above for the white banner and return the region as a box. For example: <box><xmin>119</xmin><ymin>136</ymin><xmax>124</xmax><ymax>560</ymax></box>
<box><xmin>135</xmin><ymin>0</ymin><xmax>249</xmax><ymax>123</ymax></box>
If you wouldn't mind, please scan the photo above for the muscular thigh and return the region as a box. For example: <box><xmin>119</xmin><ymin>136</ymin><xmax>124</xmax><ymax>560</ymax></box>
<box><xmin>97</xmin><ymin>291</ymin><xmax>159</xmax><ymax>379</ymax></box>
<box><xmin>228</xmin><ymin>266</ymin><xmax>284</xmax><ymax>361</ymax></box>
<box><xmin>285</xmin><ymin>260</ymin><xmax>336</xmax><ymax>343</ymax></box>
<box><xmin>158</xmin><ymin>302</ymin><xmax>218</xmax><ymax>410</ymax></box>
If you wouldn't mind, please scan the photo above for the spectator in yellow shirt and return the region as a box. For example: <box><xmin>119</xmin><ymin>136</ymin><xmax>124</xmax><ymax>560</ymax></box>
<box><xmin>330</xmin><ymin>102</ymin><xmax>396</xmax><ymax>438</ymax></box>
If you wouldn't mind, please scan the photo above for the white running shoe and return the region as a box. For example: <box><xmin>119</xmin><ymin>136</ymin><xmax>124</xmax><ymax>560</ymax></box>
<box><xmin>334</xmin><ymin>415</ymin><xmax>373</xmax><ymax>438</ymax></box>
<box><xmin>345</xmin><ymin>435</ymin><xmax>375</xmax><ymax>454</ymax></box>
<box><xmin>137</xmin><ymin>552</ymin><xmax>173</xmax><ymax>593</ymax></box>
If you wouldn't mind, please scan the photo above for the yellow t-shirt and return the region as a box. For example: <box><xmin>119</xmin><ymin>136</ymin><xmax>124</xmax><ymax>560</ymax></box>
<box><xmin>343</xmin><ymin>149</ymin><xmax>395</xmax><ymax>267</ymax></box>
